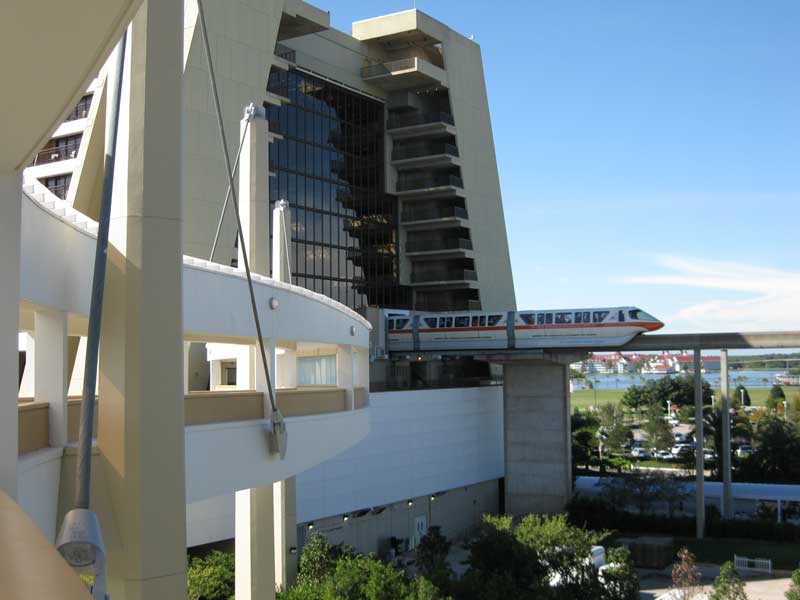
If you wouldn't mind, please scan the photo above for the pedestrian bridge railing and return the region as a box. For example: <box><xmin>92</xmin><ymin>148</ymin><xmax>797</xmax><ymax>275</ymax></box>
<box><xmin>733</xmin><ymin>554</ymin><xmax>772</xmax><ymax>574</ymax></box>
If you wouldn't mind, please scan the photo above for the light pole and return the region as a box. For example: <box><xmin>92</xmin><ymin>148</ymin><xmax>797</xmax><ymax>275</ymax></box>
<box><xmin>740</xmin><ymin>388</ymin><xmax>745</xmax><ymax>408</ymax></box>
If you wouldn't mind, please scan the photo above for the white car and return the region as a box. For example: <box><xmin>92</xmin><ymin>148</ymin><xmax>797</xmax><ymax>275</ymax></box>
<box><xmin>631</xmin><ymin>448</ymin><xmax>651</xmax><ymax>459</ymax></box>
<box><xmin>671</xmin><ymin>444</ymin><xmax>693</xmax><ymax>457</ymax></box>
<box><xmin>655</xmin><ymin>450</ymin><xmax>672</xmax><ymax>460</ymax></box>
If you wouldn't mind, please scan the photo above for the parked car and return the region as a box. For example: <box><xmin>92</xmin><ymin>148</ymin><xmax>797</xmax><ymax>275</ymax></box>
<box><xmin>668</xmin><ymin>417</ymin><xmax>680</xmax><ymax>427</ymax></box>
<box><xmin>736</xmin><ymin>444</ymin><xmax>753</xmax><ymax>458</ymax></box>
<box><xmin>671</xmin><ymin>444</ymin><xmax>693</xmax><ymax>457</ymax></box>
<box><xmin>655</xmin><ymin>450</ymin><xmax>673</xmax><ymax>461</ymax></box>
<box><xmin>631</xmin><ymin>448</ymin><xmax>651</xmax><ymax>459</ymax></box>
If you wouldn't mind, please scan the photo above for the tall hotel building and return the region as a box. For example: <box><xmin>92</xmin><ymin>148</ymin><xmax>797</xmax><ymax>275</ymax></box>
<box><xmin>17</xmin><ymin>0</ymin><xmax>515</xmax><ymax>563</ymax></box>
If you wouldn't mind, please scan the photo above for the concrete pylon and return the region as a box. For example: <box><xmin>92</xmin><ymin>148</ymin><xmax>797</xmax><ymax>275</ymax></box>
<box><xmin>236</xmin><ymin>486</ymin><xmax>276</xmax><ymax>600</ymax></box>
<box><xmin>238</xmin><ymin>107</ymin><xmax>270</xmax><ymax>275</ymax></box>
<box><xmin>274</xmin><ymin>477</ymin><xmax>298</xmax><ymax>591</ymax></box>
<box><xmin>34</xmin><ymin>309</ymin><xmax>69</xmax><ymax>447</ymax></box>
<box><xmin>96</xmin><ymin>0</ymin><xmax>187</xmax><ymax>597</ymax></box>
<box><xmin>0</xmin><ymin>170</ymin><xmax>21</xmax><ymax>498</ymax></box>
<box><xmin>496</xmin><ymin>353</ymin><xmax>582</xmax><ymax>515</ymax></box>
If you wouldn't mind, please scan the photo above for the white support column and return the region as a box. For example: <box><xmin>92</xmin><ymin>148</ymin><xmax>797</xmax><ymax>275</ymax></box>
<box><xmin>276</xmin><ymin>348</ymin><xmax>297</xmax><ymax>389</ymax></box>
<box><xmin>0</xmin><ymin>170</ymin><xmax>21</xmax><ymax>497</ymax></box>
<box><xmin>272</xmin><ymin>200</ymin><xmax>291</xmax><ymax>283</ymax></box>
<box><xmin>238</xmin><ymin>108</ymin><xmax>270</xmax><ymax>276</ymax></box>
<box><xmin>720</xmin><ymin>349</ymin><xmax>733</xmax><ymax>519</ymax></box>
<box><xmin>694</xmin><ymin>350</ymin><xmax>705</xmax><ymax>539</ymax></box>
<box><xmin>336</xmin><ymin>344</ymin><xmax>354</xmax><ymax>410</ymax></box>
<box><xmin>34</xmin><ymin>309</ymin><xmax>69</xmax><ymax>447</ymax></box>
<box><xmin>67</xmin><ymin>336</ymin><xmax>88</xmax><ymax>397</ymax></box>
<box><xmin>235</xmin><ymin>486</ymin><xmax>276</xmax><ymax>600</ymax></box>
<box><xmin>97</xmin><ymin>1</ymin><xmax>187</xmax><ymax>597</ymax></box>
<box><xmin>237</xmin><ymin>345</ymin><xmax>255</xmax><ymax>390</ymax></box>
<box><xmin>274</xmin><ymin>477</ymin><xmax>298</xmax><ymax>591</ymax></box>
<box><xmin>183</xmin><ymin>341</ymin><xmax>190</xmax><ymax>394</ymax></box>
<box><xmin>17</xmin><ymin>332</ymin><xmax>35</xmax><ymax>397</ymax></box>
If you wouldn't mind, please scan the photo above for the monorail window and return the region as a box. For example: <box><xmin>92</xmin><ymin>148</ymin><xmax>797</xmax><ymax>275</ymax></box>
<box><xmin>424</xmin><ymin>318</ymin><xmax>437</xmax><ymax>328</ymax></box>
<box><xmin>439</xmin><ymin>317</ymin><xmax>453</xmax><ymax>328</ymax></box>
<box><xmin>395</xmin><ymin>318</ymin><xmax>409</xmax><ymax>329</ymax></box>
<box><xmin>583</xmin><ymin>311</ymin><xmax>590</xmax><ymax>323</ymax></box>
<box><xmin>546</xmin><ymin>313</ymin><xmax>553</xmax><ymax>325</ymax></box>
<box><xmin>488</xmin><ymin>315</ymin><xmax>502</xmax><ymax>326</ymax></box>
<box><xmin>592</xmin><ymin>311</ymin><xmax>609</xmax><ymax>323</ymax></box>
<box><xmin>555</xmin><ymin>312</ymin><xmax>573</xmax><ymax>325</ymax></box>
<box><xmin>520</xmin><ymin>314</ymin><xmax>536</xmax><ymax>325</ymax></box>
<box><xmin>455</xmin><ymin>316</ymin><xmax>470</xmax><ymax>327</ymax></box>
<box><xmin>618</xmin><ymin>310</ymin><xmax>625</xmax><ymax>322</ymax></box>
<box><xmin>479</xmin><ymin>316</ymin><xmax>487</xmax><ymax>326</ymax></box>
<box><xmin>388</xmin><ymin>319</ymin><xmax>395</xmax><ymax>330</ymax></box>
<box><xmin>537</xmin><ymin>314</ymin><xmax>545</xmax><ymax>325</ymax></box>
<box><xmin>574</xmin><ymin>312</ymin><xmax>583</xmax><ymax>324</ymax></box>
<box><xmin>471</xmin><ymin>316</ymin><xmax>479</xmax><ymax>327</ymax></box>
<box><xmin>628</xmin><ymin>309</ymin><xmax>647</xmax><ymax>321</ymax></box>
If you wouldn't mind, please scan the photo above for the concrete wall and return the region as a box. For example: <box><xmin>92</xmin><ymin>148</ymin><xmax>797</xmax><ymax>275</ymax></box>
<box><xmin>186</xmin><ymin>386</ymin><xmax>504</xmax><ymax>547</ymax></box>
<box><xmin>441</xmin><ymin>33</ymin><xmax>516</xmax><ymax>311</ymax></box>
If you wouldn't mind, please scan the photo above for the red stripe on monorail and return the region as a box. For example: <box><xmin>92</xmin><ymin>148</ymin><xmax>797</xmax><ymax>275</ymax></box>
<box><xmin>388</xmin><ymin>321</ymin><xmax>661</xmax><ymax>334</ymax></box>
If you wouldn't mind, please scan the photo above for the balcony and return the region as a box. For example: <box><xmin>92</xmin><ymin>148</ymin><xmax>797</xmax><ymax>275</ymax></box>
<box><xmin>406</xmin><ymin>238</ymin><xmax>472</xmax><ymax>254</ymax></box>
<box><xmin>275</xmin><ymin>42</ymin><xmax>296</xmax><ymax>63</ymax></box>
<box><xmin>410</xmin><ymin>268</ymin><xmax>477</xmax><ymax>286</ymax></box>
<box><xmin>392</xmin><ymin>141</ymin><xmax>459</xmax><ymax>169</ymax></box>
<box><xmin>361</xmin><ymin>57</ymin><xmax>447</xmax><ymax>92</ymax></box>
<box><xmin>396</xmin><ymin>173</ymin><xmax>464</xmax><ymax>199</ymax></box>
<box><xmin>387</xmin><ymin>111</ymin><xmax>456</xmax><ymax>140</ymax></box>
<box><xmin>402</xmin><ymin>205</ymin><xmax>467</xmax><ymax>222</ymax></box>
<box><xmin>29</xmin><ymin>144</ymin><xmax>79</xmax><ymax>167</ymax></box>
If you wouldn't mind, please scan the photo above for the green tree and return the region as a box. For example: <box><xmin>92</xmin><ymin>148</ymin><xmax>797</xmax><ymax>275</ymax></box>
<box><xmin>642</xmin><ymin>404</ymin><xmax>674</xmax><ymax>451</ymax></box>
<box><xmin>709</xmin><ymin>561</ymin><xmax>748</xmax><ymax>600</ymax></box>
<box><xmin>788</xmin><ymin>394</ymin><xmax>800</xmax><ymax>425</ymax></box>
<box><xmin>415</xmin><ymin>526</ymin><xmax>453</xmax><ymax>592</ymax></box>
<box><xmin>297</xmin><ymin>532</ymin><xmax>353</xmax><ymax>587</ymax></box>
<box><xmin>621</xmin><ymin>385</ymin><xmax>649</xmax><ymax>413</ymax></box>
<box><xmin>739</xmin><ymin>416</ymin><xmax>800</xmax><ymax>483</ymax></box>
<box><xmin>701</xmin><ymin>407</ymin><xmax>752</xmax><ymax>480</ymax></box>
<box><xmin>786</xmin><ymin>564</ymin><xmax>800</xmax><ymax>600</ymax></box>
<box><xmin>598</xmin><ymin>404</ymin><xmax>632</xmax><ymax>453</ymax></box>
<box><xmin>188</xmin><ymin>550</ymin><xmax>235</xmax><ymax>600</ymax></box>
<box><xmin>572</xmin><ymin>410</ymin><xmax>600</xmax><ymax>472</ymax></box>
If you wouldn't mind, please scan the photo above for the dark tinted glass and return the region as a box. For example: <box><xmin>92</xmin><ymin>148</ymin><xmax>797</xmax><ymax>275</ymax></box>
<box><xmin>267</xmin><ymin>70</ymin><xmax>409</xmax><ymax>310</ymax></box>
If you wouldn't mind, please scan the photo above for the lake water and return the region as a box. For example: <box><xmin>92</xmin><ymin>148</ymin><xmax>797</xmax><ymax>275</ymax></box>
<box><xmin>570</xmin><ymin>369</ymin><xmax>787</xmax><ymax>391</ymax></box>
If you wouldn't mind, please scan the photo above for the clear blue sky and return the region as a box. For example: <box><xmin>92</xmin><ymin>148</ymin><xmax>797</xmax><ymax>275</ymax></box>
<box><xmin>314</xmin><ymin>1</ymin><xmax>800</xmax><ymax>333</ymax></box>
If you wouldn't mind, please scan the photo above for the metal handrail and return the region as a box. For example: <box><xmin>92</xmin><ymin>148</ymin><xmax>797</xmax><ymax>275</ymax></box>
<box><xmin>406</xmin><ymin>238</ymin><xmax>472</xmax><ymax>253</ymax></box>
<box><xmin>392</xmin><ymin>142</ymin><xmax>458</xmax><ymax>161</ymax></box>
<box><xmin>30</xmin><ymin>145</ymin><xmax>80</xmax><ymax>166</ymax></box>
<box><xmin>402</xmin><ymin>206</ymin><xmax>468</xmax><ymax>222</ymax></box>
<box><xmin>387</xmin><ymin>111</ymin><xmax>454</xmax><ymax>129</ymax></box>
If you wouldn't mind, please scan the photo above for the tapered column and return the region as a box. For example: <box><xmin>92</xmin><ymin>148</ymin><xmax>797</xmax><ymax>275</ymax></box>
<box><xmin>97</xmin><ymin>1</ymin><xmax>186</xmax><ymax>598</ymax></box>
<box><xmin>0</xmin><ymin>171</ymin><xmax>21</xmax><ymax>497</ymax></box>
<box><xmin>272</xmin><ymin>201</ymin><xmax>291</xmax><ymax>283</ymax></box>
<box><xmin>720</xmin><ymin>349</ymin><xmax>732</xmax><ymax>518</ymax></box>
<box><xmin>274</xmin><ymin>477</ymin><xmax>298</xmax><ymax>590</ymax></box>
<box><xmin>336</xmin><ymin>344</ymin><xmax>354</xmax><ymax>409</ymax></box>
<box><xmin>236</xmin><ymin>486</ymin><xmax>276</xmax><ymax>600</ymax></box>
<box><xmin>67</xmin><ymin>337</ymin><xmax>88</xmax><ymax>396</ymax></box>
<box><xmin>17</xmin><ymin>333</ymin><xmax>35</xmax><ymax>397</ymax></box>
<box><xmin>239</xmin><ymin>110</ymin><xmax>270</xmax><ymax>275</ymax></box>
<box><xmin>34</xmin><ymin>309</ymin><xmax>69</xmax><ymax>447</ymax></box>
<box><xmin>694</xmin><ymin>350</ymin><xmax>705</xmax><ymax>539</ymax></box>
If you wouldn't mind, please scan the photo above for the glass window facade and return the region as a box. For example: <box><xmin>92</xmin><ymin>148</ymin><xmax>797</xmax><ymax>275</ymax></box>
<box><xmin>267</xmin><ymin>69</ymin><xmax>409</xmax><ymax>311</ymax></box>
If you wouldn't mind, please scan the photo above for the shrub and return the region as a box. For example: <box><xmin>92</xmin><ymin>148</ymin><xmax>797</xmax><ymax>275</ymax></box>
<box><xmin>671</xmin><ymin>548</ymin><xmax>702</xmax><ymax>600</ymax></box>
<box><xmin>709</xmin><ymin>561</ymin><xmax>748</xmax><ymax>600</ymax></box>
<box><xmin>187</xmin><ymin>550</ymin><xmax>235</xmax><ymax>600</ymax></box>
<box><xmin>787</xmin><ymin>564</ymin><xmax>800</xmax><ymax>600</ymax></box>
<box><xmin>599</xmin><ymin>547</ymin><xmax>640</xmax><ymax>600</ymax></box>
<box><xmin>297</xmin><ymin>532</ymin><xmax>353</xmax><ymax>587</ymax></box>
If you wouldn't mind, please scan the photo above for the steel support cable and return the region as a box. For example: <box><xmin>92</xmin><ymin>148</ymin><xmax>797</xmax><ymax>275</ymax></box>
<box><xmin>280</xmin><ymin>202</ymin><xmax>292</xmax><ymax>280</ymax></box>
<box><xmin>74</xmin><ymin>32</ymin><xmax>127</xmax><ymax>509</ymax></box>
<box><xmin>208</xmin><ymin>118</ymin><xmax>250</xmax><ymax>262</ymax></box>
<box><xmin>197</xmin><ymin>0</ymin><xmax>286</xmax><ymax>455</ymax></box>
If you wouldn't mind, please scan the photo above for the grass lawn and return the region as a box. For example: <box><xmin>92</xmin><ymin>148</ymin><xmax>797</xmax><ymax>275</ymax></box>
<box><xmin>571</xmin><ymin>386</ymin><xmax>795</xmax><ymax>411</ymax></box>
<box><xmin>676</xmin><ymin>537</ymin><xmax>800</xmax><ymax>571</ymax></box>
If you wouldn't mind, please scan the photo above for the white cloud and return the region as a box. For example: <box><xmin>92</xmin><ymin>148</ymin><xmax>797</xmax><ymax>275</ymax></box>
<box><xmin>622</xmin><ymin>255</ymin><xmax>800</xmax><ymax>332</ymax></box>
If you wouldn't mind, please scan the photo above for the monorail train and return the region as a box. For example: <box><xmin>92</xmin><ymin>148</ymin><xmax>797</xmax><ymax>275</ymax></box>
<box><xmin>385</xmin><ymin>307</ymin><xmax>664</xmax><ymax>352</ymax></box>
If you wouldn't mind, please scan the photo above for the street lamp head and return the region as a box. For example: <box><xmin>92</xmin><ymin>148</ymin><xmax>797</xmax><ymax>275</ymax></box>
<box><xmin>56</xmin><ymin>509</ymin><xmax>105</xmax><ymax>569</ymax></box>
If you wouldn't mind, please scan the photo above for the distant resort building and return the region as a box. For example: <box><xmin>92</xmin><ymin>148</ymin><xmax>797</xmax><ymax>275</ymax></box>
<box><xmin>574</xmin><ymin>351</ymin><xmax>722</xmax><ymax>375</ymax></box>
